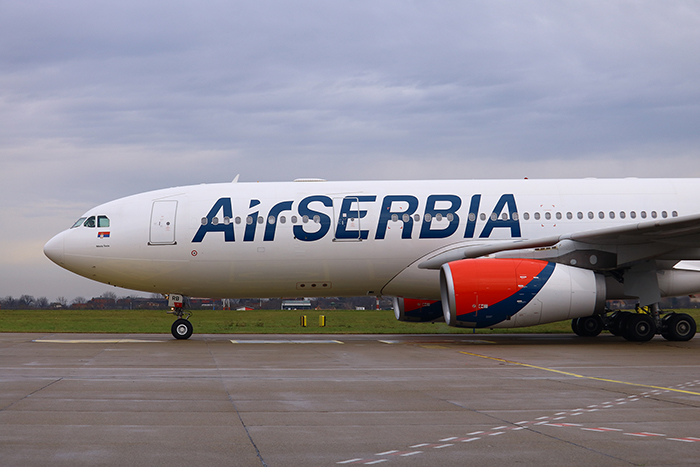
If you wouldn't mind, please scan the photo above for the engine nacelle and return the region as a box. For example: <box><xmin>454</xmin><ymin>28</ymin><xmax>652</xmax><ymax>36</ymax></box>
<box><xmin>393</xmin><ymin>297</ymin><xmax>445</xmax><ymax>322</ymax></box>
<box><xmin>440</xmin><ymin>258</ymin><xmax>606</xmax><ymax>328</ymax></box>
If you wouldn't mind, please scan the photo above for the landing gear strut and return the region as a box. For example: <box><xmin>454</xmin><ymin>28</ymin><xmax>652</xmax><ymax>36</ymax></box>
<box><xmin>572</xmin><ymin>304</ymin><xmax>696</xmax><ymax>342</ymax></box>
<box><xmin>166</xmin><ymin>294</ymin><xmax>193</xmax><ymax>340</ymax></box>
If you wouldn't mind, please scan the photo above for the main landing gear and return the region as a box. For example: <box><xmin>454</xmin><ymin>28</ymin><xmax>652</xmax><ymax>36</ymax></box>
<box><xmin>572</xmin><ymin>304</ymin><xmax>696</xmax><ymax>342</ymax></box>
<box><xmin>166</xmin><ymin>294</ymin><xmax>194</xmax><ymax>340</ymax></box>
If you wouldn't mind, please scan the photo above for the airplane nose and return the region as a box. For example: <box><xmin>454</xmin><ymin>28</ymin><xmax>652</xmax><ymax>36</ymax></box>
<box><xmin>44</xmin><ymin>232</ymin><xmax>65</xmax><ymax>265</ymax></box>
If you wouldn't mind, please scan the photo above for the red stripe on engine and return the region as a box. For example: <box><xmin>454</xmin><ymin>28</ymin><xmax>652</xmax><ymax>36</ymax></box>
<box><xmin>448</xmin><ymin>259</ymin><xmax>549</xmax><ymax>312</ymax></box>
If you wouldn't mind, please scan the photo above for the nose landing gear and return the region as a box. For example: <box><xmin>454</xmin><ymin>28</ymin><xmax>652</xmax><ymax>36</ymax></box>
<box><xmin>166</xmin><ymin>294</ymin><xmax>193</xmax><ymax>340</ymax></box>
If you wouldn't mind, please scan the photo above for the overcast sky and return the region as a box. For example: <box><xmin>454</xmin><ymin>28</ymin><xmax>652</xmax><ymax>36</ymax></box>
<box><xmin>2</xmin><ymin>1</ymin><xmax>700</xmax><ymax>302</ymax></box>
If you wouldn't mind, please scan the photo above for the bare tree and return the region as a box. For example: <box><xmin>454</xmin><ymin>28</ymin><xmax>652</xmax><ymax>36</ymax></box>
<box><xmin>72</xmin><ymin>296</ymin><xmax>86</xmax><ymax>306</ymax></box>
<box><xmin>18</xmin><ymin>295</ymin><xmax>35</xmax><ymax>308</ymax></box>
<box><xmin>35</xmin><ymin>297</ymin><xmax>49</xmax><ymax>309</ymax></box>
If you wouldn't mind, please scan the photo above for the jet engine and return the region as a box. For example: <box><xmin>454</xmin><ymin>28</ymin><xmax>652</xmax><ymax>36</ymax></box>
<box><xmin>440</xmin><ymin>258</ymin><xmax>606</xmax><ymax>328</ymax></box>
<box><xmin>393</xmin><ymin>297</ymin><xmax>445</xmax><ymax>322</ymax></box>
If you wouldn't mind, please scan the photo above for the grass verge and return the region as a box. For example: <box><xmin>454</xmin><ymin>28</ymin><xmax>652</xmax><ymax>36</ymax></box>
<box><xmin>2</xmin><ymin>309</ymin><xmax>700</xmax><ymax>334</ymax></box>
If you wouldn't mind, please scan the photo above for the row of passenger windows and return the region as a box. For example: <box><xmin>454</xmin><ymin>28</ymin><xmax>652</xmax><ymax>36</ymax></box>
<box><xmin>71</xmin><ymin>216</ymin><xmax>110</xmax><ymax>228</ymax></box>
<box><xmin>201</xmin><ymin>209</ymin><xmax>678</xmax><ymax>226</ymax></box>
<box><xmin>521</xmin><ymin>210</ymin><xmax>677</xmax><ymax>221</ymax></box>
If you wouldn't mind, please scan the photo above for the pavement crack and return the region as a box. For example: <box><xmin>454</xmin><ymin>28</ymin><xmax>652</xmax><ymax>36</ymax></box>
<box><xmin>206</xmin><ymin>340</ymin><xmax>269</xmax><ymax>467</ymax></box>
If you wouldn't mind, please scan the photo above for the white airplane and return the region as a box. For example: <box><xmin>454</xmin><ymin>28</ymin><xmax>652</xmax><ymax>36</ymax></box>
<box><xmin>44</xmin><ymin>177</ymin><xmax>700</xmax><ymax>341</ymax></box>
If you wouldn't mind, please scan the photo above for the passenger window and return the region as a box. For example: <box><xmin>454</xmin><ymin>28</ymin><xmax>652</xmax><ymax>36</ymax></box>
<box><xmin>588</xmin><ymin>212</ymin><xmax>594</xmax><ymax>219</ymax></box>
<box><xmin>672</xmin><ymin>211</ymin><xmax>678</xmax><ymax>217</ymax></box>
<box><xmin>534</xmin><ymin>212</ymin><xmax>541</xmax><ymax>220</ymax></box>
<box><xmin>577</xmin><ymin>212</ymin><xmax>583</xmax><ymax>219</ymax></box>
<box><xmin>651</xmin><ymin>211</ymin><xmax>657</xmax><ymax>219</ymax></box>
<box><xmin>556</xmin><ymin>212</ymin><xmax>562</xmax><ymax>220</ymax></box>
<box><xmin>566</xmin><ymin>212</ymin><xmax>572</xmax><ymax>220</ymax></box>
<box><xmin>620</xmin><ymin>211</ymin><xmax>626</xmax><ymax>219</ymax></box>
<box><xmin>598</xmin><ymin>211</ymin><xmax>605</xmax><ymax>219</ymax></box>
<box><xmin>97</xmin><ymin>216</ymin><xmax>110</xmax><ymax>228</ymax></box>
<box><xmin>84</xmin><ymin>216</ymin><xmax>96</xmax><ymax>228</ymax></box>
<box><xmin>71</xmin><ymin>217</ymin><xmax>87</xmax><ymax>228</ymax></box>
<box><xmin>545</xmin><ymin>212</ymin><xmax>551</xmax><ymax>220</ymax></box>
<box><xmin>480</xmin><ymin>213</ymin><xmax>486</xmax><ymax>221</ymax></box>
<box><xmin>630</xmin><ymin>211</ymin><xmax>636</xmax><ymax>219</ymax></box>
<box><xmin>523</xmin><ymin>212</ymin><xmax>530</xmax><ymax>220</ymax></box>
<box><xmin>641</xmin><ymin>211</ymin><xmax>647</xmax><ymax>219</ymax></box>
<box><xmin>662</xmin><ymin>211</ymin><xmax>668</xmax><ymax>218</ymax></box>
<box><xmin>609</xmin><ymin>211</ymin><xmax>615</xmax><ymax>219</ymax></box>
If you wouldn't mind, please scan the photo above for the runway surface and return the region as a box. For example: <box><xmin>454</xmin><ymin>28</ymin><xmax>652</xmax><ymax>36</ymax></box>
<box><xmin>1</xmin><ymin>332</ymin><xmax>699</xmax><ymax>466</ymax></box>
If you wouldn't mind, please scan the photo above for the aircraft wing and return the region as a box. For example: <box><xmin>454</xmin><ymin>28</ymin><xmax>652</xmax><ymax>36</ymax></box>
<box><xmin>418</xmin><ymin>213</ymin><xmax>700</xmax><ymax>270</ymax></box>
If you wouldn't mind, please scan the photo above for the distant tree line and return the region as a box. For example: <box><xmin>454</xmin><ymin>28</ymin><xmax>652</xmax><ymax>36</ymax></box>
<box><xmin>2</xmin><ymin>293</ymin><xmax>696</xmax><ymax>311</ymax></box>
<box><xmin>0</xmin><ymin>293</ymin><xmax>394</xmax><ymax>310</ymax></box>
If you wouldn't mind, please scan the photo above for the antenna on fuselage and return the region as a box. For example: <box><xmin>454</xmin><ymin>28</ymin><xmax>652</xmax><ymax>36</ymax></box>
<box><xmin>232</xmin><ymin>174</ymin><xmax>240</xmax><ymax>183</ymax></box>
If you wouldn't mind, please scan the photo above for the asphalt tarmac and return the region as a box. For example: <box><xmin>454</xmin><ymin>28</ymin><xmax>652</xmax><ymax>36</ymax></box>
<box><xmin>1</xmin><ymin>332</ymin><xmax>699</xmax><ymax>467</ymax></box>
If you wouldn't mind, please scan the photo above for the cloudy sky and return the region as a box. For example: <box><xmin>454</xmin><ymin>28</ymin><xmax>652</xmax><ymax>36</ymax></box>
<box><xmin>2</xmin><ymin>1</ymin><xmax>700</xmax><ymax>302</ymax></box>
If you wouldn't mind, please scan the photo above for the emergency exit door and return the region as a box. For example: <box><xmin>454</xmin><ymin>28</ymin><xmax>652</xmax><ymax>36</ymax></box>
<box><xmin>149</xmin><ymin>200</ymin><xmax>178</xmax><ymax>245</ymax></box>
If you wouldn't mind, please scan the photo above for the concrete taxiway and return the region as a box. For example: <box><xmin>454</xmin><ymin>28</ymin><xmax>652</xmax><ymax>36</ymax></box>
<box><xmin>1</xmin><ymin>332</ymin><xmax>699</xmax><ymax>466</ymax></box>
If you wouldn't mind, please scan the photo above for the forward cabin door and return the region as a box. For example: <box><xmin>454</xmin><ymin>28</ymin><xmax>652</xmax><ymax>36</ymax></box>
<box><xmin>149</xmin><ymin>200</ymin><xmax>178</xmax><ymax>245</ymax></box>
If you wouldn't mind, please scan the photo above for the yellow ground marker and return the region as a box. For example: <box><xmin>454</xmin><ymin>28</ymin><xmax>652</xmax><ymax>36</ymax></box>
<box><xmin>459</xmin><ymin>351</ymin><xmax>700</xmax><ymax>396</ymax></box>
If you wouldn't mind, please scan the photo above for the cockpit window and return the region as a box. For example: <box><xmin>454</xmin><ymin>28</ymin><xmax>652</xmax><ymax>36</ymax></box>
<box><xmin>71</xmin><ymin>217</ymin><xmax>87</xmax><ymax>229</ymax></box>
<box><xmin>98</xmin><ymin>216</ymin><xmax>110</xmax><ymax>228</ymax></box>
<box><xmin>84</xmin><ymin>216</ymin><xmax>96</xmax><ymax>228</ymax></box>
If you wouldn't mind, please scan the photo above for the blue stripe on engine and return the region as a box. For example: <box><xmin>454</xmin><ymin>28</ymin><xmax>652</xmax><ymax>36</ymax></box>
<box><xmin>455</xmin><ymin>261</ymin><xmax>556</xmax><ymax>328</ymax></box>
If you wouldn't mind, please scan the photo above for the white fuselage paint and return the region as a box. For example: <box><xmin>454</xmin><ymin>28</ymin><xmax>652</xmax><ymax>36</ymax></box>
<box><xmin>44</xmin><ymin>178</ymin><xmax>700</xmax><ymax>300</ymax></box>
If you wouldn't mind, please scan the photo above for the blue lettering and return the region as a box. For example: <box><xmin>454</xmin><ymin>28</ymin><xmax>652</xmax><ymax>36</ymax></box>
<box><xmin>335</xmin><ymin>196</ymin><xmax>376</xmax><ymax>240</ymax></box>
<box><xmin>264</xmin><ymin>201</ymin><xmax>293</xmax><ymax>241</ymax></box>
<box><xmin>419</xmin><ymin>195</ymin><xmax>462</xmax><ymax>239</ymax></box>
<box><xmin>192</xmin><ymin>198</ymin><xmax>235</xmax><ymax>243</ymax></box>
<box><xmin>294</xmin><ymin>195</ymin><xmax>333</xmax><ymax>241</ymax></box>
<box><xmin>479</xmin><ymin>194</ymin><xmax>521</xmax><ymax>238</ymax></box>
<box><xmin>244</xmin><ymin>199</ymin><xmax>261</xmax><ymax>242</ymax></box>
<box><xmin>464</xmin><ymin>194</ymin><xmax>481</xmax><ymax>238</ymax></box>
<box><xmin>375</xmin><ymin>195</ymin><xmax>419</xmax><ymax>240</ymax></box>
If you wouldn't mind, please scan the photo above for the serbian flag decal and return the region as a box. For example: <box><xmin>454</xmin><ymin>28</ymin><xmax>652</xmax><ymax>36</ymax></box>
<box><xmin>98</xmin><ymin>232</ymin><xmax>110</xmax><ymax>239</ymax></box>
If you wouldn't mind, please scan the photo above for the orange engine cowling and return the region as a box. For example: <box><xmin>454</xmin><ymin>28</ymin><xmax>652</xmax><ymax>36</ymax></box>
<box><xmin>440</xmin><ymin>258</ymin><xmax>606</xmax><ymax>328</ymax></box>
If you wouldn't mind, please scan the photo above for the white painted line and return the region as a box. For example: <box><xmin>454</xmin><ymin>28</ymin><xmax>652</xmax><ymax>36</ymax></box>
<box><xmin>515</xmin><ymin>421</ymin><xmax>529</xmax><ymax>425</ymax></box>
<box><xmin>488</xmin><ymin>432</ymin><xmax>505</xmax><ymax>436</ymax></box>
<box><xmin>491</xmin><ymin>426</ymin><xmax>507</xmax><ymax>430</ymax></box>
<box><xmin>231</xmin><ymin>340</ymin><xmax>343</xmax><ymax>344</ymax></box>
<box><xmin>378</xmin><ymin>340</ymin><xmax>398</xmax><ymax>344</ymax></box>
<box><xmin>461</xmin><ymin>437</ymin><xmax>480</xmax><ymax>442</ymax></box>
<box><xmin>535</xmin><ymin>421</ymin><xmax>547</xmax><ymax>425</ymax></box>
<box><xmin>553</xmin><ymin>417</ymin><xmax>565</xmax><ymax>420</ymax></box>
<box><xmin>439</xmin><ymin>437</ymin><xmax>458</xmax><ymax>441</ymax></box>
<box><xmin>511</xmin><ymin>427</ymin><xmax>526</xmax><ymax>431</ymax></box>
<box><xmin>337</xmin><ymin>458</ymin><xmax>364</xmax><ymax>464</ymax></box>
<box><xmin>33</xmin><ymin>339</ymin><xmax>163</xmax><ymax>344</ymax></box>
<box><xmin>536</xmin><ymin>416</ymin><xmax>549</xmax><ymax>420</ymax></box>
<box><xmin>365</xmin><ymin>460</ymin><xmax>388</xmax><ymax>465</ymax></box>
<box><xmin>400</xmin><ymin>451</ymin><xmax>422</xmax><ymax>457</ymax></box>
<box><xmin>467</xmin><ymin>431</ymin><xmax>484</xmax><ymax>435</ymax></box>
<box><xmin>587</xmin><ymin>405</ymin><xmax>598</xmax><ymax>408</ymax></box>
<box><xmin>555</xmin><ymin>412</ymin><xmax>567</xmax><ymax>416</ymax></box>
<box><xmin>668</xmin><ymin>438</ymin><xmax>695</xmax><ymax>443</ymax></box>
<box><xmin>409</xmin><ymin>444</ymin><xmax>430</xmax><ymax>448</ymax></box>
<box><xmin>375</xmin><ymin>450</ymin><xmax>398</xmax><ymax>456</ymax></box>
<box><xmin>433</xmin><ymin>444</ymin><xmax>453</xmax><ymax>449</ymax></box>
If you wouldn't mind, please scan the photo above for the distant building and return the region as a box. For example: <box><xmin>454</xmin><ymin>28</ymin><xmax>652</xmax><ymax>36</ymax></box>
<box><xmin>281</xmin><ymin>299</ymin><xmax>312</xmax><ymax>310</ymax></box>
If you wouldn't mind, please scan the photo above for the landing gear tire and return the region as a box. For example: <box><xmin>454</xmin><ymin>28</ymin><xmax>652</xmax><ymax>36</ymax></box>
<box><xmin>172</xmin><ymin>319</ymin><xmax>193</xmax><ymax>340</ymax></box>
<box><xmin>607</xmin><ymin>312</ymin><xmax>627</xmax><ymax>336</ymax></box>
<box><xmin>623</xmin><ymin>314</ymin><xmax>656</xmax><ymax>342</ymax></box>
<box><xmin>572</xmin><ymin>315</ymin><xmax>603</xmax><ymax>337</ymax></box>
<box><xmin>662</xmin><ymin>313</ymin><xmax>696</xmax><ymax>341</ymax></box>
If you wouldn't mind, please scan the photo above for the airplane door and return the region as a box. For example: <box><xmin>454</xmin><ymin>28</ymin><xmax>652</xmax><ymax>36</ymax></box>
<box><xmin>149</xmin><ymin>200</ymin><xmax>178</xmax><ymax>245</ymax></box>
<box><xmin>333</xmin><ymin>196</ymin><xmax>361</xmax><ymax>241</ymax></box>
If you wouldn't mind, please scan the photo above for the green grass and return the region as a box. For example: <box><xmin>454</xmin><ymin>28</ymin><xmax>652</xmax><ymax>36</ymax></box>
<box><xmin>2</xmin><ymin>308</ymin><xmax>700</xmax><ymax>334</ymax></box>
